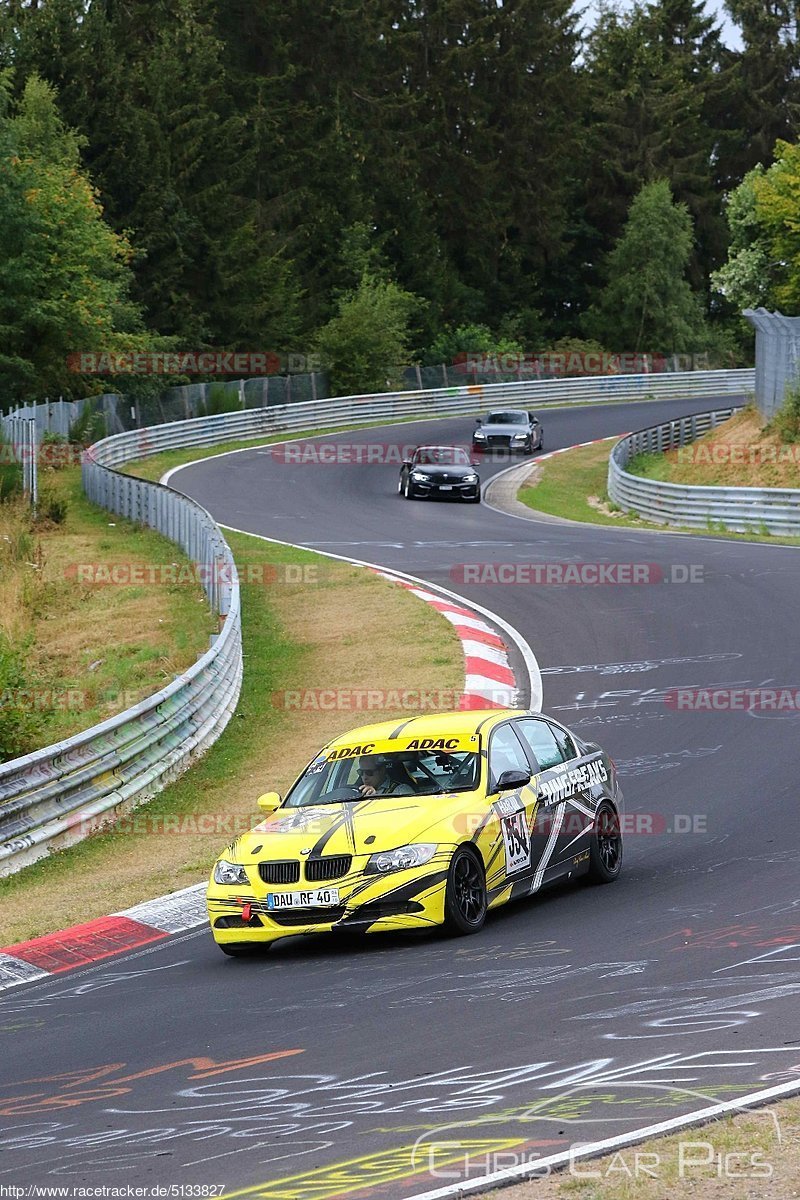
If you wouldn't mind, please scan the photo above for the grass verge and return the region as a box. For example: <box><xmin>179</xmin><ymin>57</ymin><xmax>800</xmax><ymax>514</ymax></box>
<box><xmin>517</xmin><ymin>441</ymin><xmax>800</xmax><ymax>546</ymax></box>
<box><xmin>0</xmin><ymin>532</ymin><xmax>463</xmax><ymax>944</ymax></box>
<box><xmin>477</xmin><ymin>1095</ymin><xmax>800</xmax><ymax>1199</ymax></box>
<box><xmin>0</xmin><ymin>464</ymin><xmax>215</xmax><ymax>759</ymax></box>
<box><xmin>628</xmin><ymin>407</ymin><xmax>800</xmax><ymax>489</ymax></box>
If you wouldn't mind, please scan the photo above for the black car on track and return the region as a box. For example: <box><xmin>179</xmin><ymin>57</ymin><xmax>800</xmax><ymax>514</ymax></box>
<box><xmin>473</xmin><ymin>409</ymin><xmax>543</xmax><ymax>454</ymax></box>
<box><xmin>399</xmin><ymin>445</ymin><xmax>481</xmax><ymax>502</ymax></box>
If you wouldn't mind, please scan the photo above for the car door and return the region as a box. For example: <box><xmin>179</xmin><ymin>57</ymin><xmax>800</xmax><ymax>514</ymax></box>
<box><xmin>514</xmin><ymin>718</ymin><xmax>602</xmax><ymax>883</ymax></box>
<box><xmin>484</xmin><ymin>721</ymin><xmax>540</xmax><ymax>895</ymax></box>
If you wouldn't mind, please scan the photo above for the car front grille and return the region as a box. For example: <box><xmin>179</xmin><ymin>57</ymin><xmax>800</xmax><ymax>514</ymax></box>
<box><xmin>258</xmin><ymin>860</ymin><xmax>301</xmax><ymax>885</ymax></box>
<box><xmin>306</xmin><ymin>855</ymin><xmax>352</xmax><ymax>882</ymax></box>
<box><xmin>214</xmin><ymin>914</ymin><xmax>264</xmax><ymax>929</ymax></box>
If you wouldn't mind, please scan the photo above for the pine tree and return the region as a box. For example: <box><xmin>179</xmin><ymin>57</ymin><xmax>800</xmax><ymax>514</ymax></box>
<box><xmin>581</xmin><ymin>0</ymin><xmax>730</xmax><ymax>300</ymax></box>
<box><xmin>584</xmin><ymin>179</ymin><xmax>708</xmax><ymax>353</ymax></box>
<box><xmin>721</xmin><ymin>0</ymin><xmax>800</xmax><ymax>184</ymax></box>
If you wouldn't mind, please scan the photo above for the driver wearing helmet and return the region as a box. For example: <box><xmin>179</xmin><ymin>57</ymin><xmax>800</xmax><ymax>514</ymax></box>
<box><xmin>357</xmin><ymin>753</ymin><xmax>414</xmax><ymax>797</ymax></box>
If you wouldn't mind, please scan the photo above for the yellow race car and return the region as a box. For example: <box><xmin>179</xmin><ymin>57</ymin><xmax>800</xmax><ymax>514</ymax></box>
<box><xmin>206</xmin><ymin>709</ymin><xmax>623</xmax><ymax>956</ymax></box>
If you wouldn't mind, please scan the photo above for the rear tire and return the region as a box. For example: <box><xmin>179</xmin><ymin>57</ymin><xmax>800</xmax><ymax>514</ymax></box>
<box><xmin>587</xmin><ymin>802</ymin><xmax>622</xmax><ymax>883</ymax></box>
<box><xmin>443</xmin><ymin>847</ymin><xmax>487</xmax><ymax>935</ymax></box>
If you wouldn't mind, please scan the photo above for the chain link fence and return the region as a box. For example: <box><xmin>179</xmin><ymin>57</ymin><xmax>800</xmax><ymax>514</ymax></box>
<box><xmin>743</xmin><ymin>308</ymin><xmax>800</xmax><ymax>420</ymax></box>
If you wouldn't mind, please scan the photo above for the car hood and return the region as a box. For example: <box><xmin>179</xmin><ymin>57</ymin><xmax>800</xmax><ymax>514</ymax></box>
<box><xmin>412</xmin><ymin>463</ymin><xmax>477</xmax><ymax>478</ymax></box>
<box><xmin>228</xmin><ymin>794</ymin><xmax>478</xmax><ymax>862</ymax></box>
<box><xmin>476</xmin><ymin>423</ymin><xmax>529</xmax><ymax>437</ymax></box>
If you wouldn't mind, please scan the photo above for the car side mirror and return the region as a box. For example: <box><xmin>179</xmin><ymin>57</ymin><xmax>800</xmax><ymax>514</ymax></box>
<box><xmin>257</xmin><ymin>791</ymin><xmax>282</xmax><ymax>813</ymax></box>
<box><xmin>495</xmin><ymin>768</ymin><xmax>531</xmax><ymax>792</ymax></box>
<box><xmin>475</xmin><ymin>417</ymin><xmax>482</xmax><ymax>426</ymax></box>
<box><xmin>402</xmin><ymin>459</ymin><xmax>411</xmax><ymax>468</ymax></box>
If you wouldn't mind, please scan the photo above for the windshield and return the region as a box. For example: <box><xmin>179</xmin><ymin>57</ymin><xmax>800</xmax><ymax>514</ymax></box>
<box><xmin>285</xmin><ymin>750</ymin><xmax>480</xmax><ymax>807</ymax></box>
<box><xmin>415</xmin><ymin>447</ymin><xmax>471</xmax><ymax>465</ymax></box>
<box><xmin>486</xmin><ymin>412</ymin><xmax>527</xmax><ymax>425</ymax></box>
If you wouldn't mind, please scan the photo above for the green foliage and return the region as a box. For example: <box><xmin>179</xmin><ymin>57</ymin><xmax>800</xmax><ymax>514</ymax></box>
<box><xmin>421</xmin><ymin>325</ymin><xmax>523</xmax><ymax>368</ymax></box>
<box><xmin>0</xmin><ymin>73</ymin><xmax>146</xmax><ymax>403</ymax></box>
<box><xmin>34</xmin><ymin>487</ymin><xmax>68</xmax><ymax>525</ymax></box>
<box><xmin>769</xmin><ymin>383</ymin><xmax>800</xmax><ymax>443</ymax></box>
<box><xmin>3</xmin><ymin>0</ymin><xmax>793</xmax><ymax>362</ymax></box>
<box><xmin>0</xmin><ymin>635</ymin><xmax>43</xmax><ymax>762</ymax></box>
<box><xmin>585</xmin><ymin>180</ymin><xmax>709</xmax><ymax>354</ymax></box>
<box><xmin>749</xmin><ymin>140</ymin><xmax>800</xmax><ymax>313</ymax></box>
<box><xmin>711</xmin><ymin>168</ymin><xmax>777</xmax><ymax>310</ymax></box>
<box><xmin>199</xmin><ymin>383</ymin><xmax>242</xmax><ymax>417</ymax></box>
<box><xmin>68</xmin><ymin>404</ymin><xmax>106</xmax><ymax>447</ymax></box>
<box><xmin>314</xmin><ymin>275</ymin><xmax>420</xmax><ymax>395</ymax></box>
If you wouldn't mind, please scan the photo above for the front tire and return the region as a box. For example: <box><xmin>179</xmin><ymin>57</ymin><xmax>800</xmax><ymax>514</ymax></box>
<box><xmin>403</xmin><ymin>477</ymin><xmax>415</xmax><ymax>500</ymax></box>
<box><xmin>587</xmin><ymin>802</ymin><xmax>622</xmax><ymax>883</ymax></box>
<box><xmin>443</xmin><ymin>846</ymin><xmax>487</xmax><ymax>935</ymax></box>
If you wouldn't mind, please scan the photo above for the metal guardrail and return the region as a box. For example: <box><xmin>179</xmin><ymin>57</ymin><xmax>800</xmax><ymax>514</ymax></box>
<box><xmin>91</xmin><ymin>369</ymin><xmax>756</xmax><ymax>467</ymax></box>
<box><xmin>608</xmin><ymin>408</ymin><xmax>800</xmax><ymax>535</ymax></box>
<box><xmin>0</xmin><ymin>367</ymin><xmax>755</xmax><ymax>875</ymax></box>
<box><xmin>0</xmin><ymin>440</ymin><xmax>242</xmax><ymax>876</ymax></box>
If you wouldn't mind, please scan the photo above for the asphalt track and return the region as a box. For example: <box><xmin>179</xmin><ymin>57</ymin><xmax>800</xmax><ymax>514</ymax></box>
<box><xmin>3</xmin><ymin>394</ymin><xmax>800</xmax><ymax>1199</ymax></box>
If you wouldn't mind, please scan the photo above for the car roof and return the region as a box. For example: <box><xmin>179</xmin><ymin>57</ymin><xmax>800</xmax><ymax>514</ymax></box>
<box><xmin>486</xmin><ymin>409</ymin><xmax>527</xmax><ymax>417</ymax></box>
<box><xmin>413</xmin><ymin>444</ymin><xmax>467</xmax><ymax>452</ymax></box>
<box><xmin>324</xmin><ymin>709</ymin><xmax>529</xmax><ymax>750</ymax></box>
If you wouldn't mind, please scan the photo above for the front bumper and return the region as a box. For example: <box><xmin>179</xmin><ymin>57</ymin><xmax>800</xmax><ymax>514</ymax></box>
<box><xmin>411</xmin><ymin>480</ymin><xmax>480</xmax><ymax>499</ymax></box>
<box><xmin>207</xmin><ymin>859</ymin><xmax>451</xmax><ymax>945</ymax></box>
<box><xmin>473</xmin><ymin>437</ymin><xmax>530</xmax><ymax>453</ymax></box>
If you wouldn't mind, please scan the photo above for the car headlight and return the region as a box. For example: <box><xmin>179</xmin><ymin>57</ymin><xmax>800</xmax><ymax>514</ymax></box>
<box><xmin>463</xmin><ymin>473</ymin><xmax>478</xmax><ymax>482</ymax></box>
<box><xmin>473</xmin><ymin>431</ymin><xmax>486</xmax><ymax>439</ymax></box>
<box><xmin>513</xmin><ymin>432</ymin><xmax>527</xmax><ymax>440</ymax></box>
<box><xmin>366</xmin><ymin>843</ymin><xmax>437</xmax><ymax>874</ymax></box>
<box><xmin>411</xmin><ymin>472</ymin><xmax>430</xmax><ymax>482</ymax></box>
<box><xmin>213</xmin><ymin>859</ymin><xmax>248</xmax><ymax>886</ymax></box>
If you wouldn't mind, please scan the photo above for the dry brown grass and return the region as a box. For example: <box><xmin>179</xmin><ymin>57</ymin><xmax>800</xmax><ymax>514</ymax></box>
<box><xmin>660</xmin><ymin>409</ymin><xmax>800</xmax><ymax>489</ymax></box>
<box><xmin>0</xmin><ymin>469</ymin><xmax>215</xmax><ymax>751</ymax></box>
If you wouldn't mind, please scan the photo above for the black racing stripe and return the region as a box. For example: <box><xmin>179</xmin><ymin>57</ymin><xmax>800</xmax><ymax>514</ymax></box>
<box><xmin>485</xmin><ymin>840</ymin><xmax>505</xmax><ymax>873</ymax></box>
<box><xmin>388</xmin><ymin>719</ymin><xmax>416</xmax><ymax>739</ymax></box>
<box><xmin>307</xmin><ymin>810</ymin><xmax>349</xmax><ymax>858</ymax></box>
<box><xmin>470</xmin><ymin>811</ymin><xmax>494</xmax><ymax>843</ymax></box>
<box><xmin>338</xmin><ymin>869</ymin><xmax>449</xmax><ymax>928</ymax></box>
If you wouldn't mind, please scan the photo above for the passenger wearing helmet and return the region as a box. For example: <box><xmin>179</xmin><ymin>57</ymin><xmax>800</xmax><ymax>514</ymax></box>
<box><xmin>357</xmin><ymin>754</ymin><xmax>415</xmax><ymax>797</ymax></box>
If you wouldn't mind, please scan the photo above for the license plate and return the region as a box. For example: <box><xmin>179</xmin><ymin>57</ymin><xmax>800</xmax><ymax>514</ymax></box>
<box><xmin>439</xmin><ymin>484</ymin><xmax>453</xmax><ymax>491</ymax></box>
<box><xmin>266</xmin><ymin>888</ymin><xmax>340</xmax><ymax>910</ymax></box>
